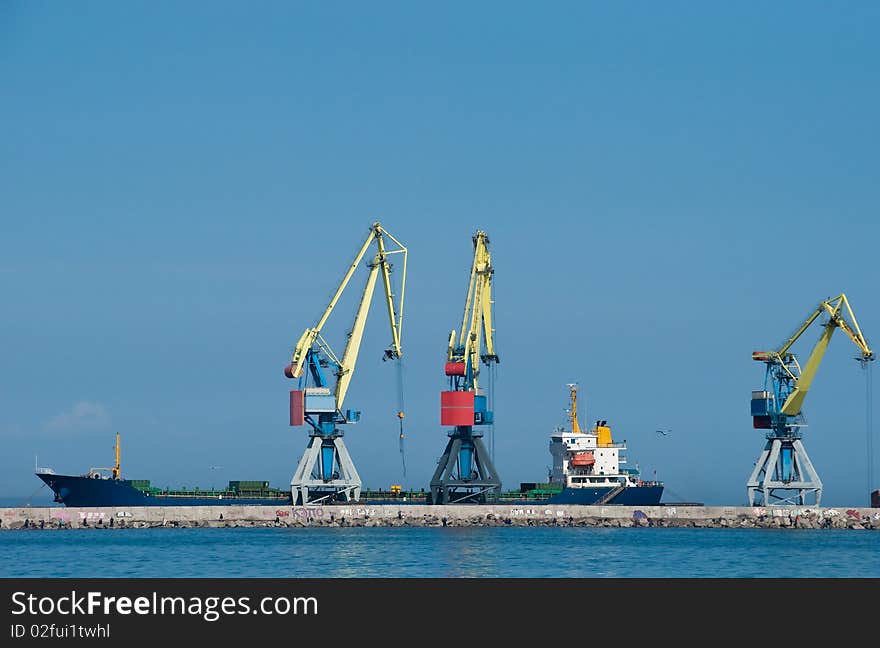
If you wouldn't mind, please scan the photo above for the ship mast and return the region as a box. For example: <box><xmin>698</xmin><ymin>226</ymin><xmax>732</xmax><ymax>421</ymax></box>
<box><xmin>112</xmin><ymin>432</ymin><xmax>121</xmax><ymax>480</ymax></box>
<box><xmin>567</xmin><ymin>383</ymin><xmax>583</xmax><ymax>434</ymax></box>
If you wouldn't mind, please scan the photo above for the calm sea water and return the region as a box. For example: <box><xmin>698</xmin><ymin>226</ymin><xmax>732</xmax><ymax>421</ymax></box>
<box><xmin>2</xmin><ymin>526</ymin><xmax>878</xmax><ymax>577</ymax></box>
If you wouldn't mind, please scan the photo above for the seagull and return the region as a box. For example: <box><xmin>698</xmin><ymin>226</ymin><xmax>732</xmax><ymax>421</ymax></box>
<box><xmin>655</xmin><ymin>429</ymin><xmax>671</xmax><ymax>437</ymax></box>
<box><xmin>209</xmin><ymin>465</ymin><xmax>224</xmax><ymax>470</ymax></box>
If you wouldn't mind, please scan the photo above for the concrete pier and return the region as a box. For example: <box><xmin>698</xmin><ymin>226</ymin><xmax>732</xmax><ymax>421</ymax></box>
<box><xmin>1</xmin><ymin>503</ymin><xmax>879</xmax><ymax>530</ymax></box>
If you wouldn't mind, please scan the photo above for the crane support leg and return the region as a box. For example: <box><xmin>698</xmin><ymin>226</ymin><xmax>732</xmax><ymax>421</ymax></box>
<box><xmin>747</xmin><ymin>435</ymin><xmax>822</xmax><ymax>507</ymax></box>
<box><xmin>290</xmin><ymin>434</ymin><xmax>362</xmax><ymax>505</ymax></box>
<box><xmin>430</xmin><ymin>428</ymin><xmax>501</xmax><ymax>504</ymax></box>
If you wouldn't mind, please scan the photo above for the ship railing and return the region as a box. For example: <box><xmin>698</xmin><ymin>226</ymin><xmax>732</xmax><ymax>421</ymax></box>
<box><xmin>153</xmin><ymin>491</ymin><xmax>289</xmax><ymax>498</ymax></box>
<box><xmin>497</xmin><ymin>492</ymin><xmax>558</xmax><ymax>501</ymax></box>
<box><xmin>361</xmin><ymin>490</ymin><xmax>428</xmax><ymax>499</ymax></box>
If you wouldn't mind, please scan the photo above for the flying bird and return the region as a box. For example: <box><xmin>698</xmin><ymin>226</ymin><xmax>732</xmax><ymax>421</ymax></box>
<box><xmin>655</xmin><ymin>429</ymin><xmax>671</xmax><ymax>437</ymax></box>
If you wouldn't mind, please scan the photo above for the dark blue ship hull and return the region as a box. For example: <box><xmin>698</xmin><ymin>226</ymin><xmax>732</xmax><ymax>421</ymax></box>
<box><xmin>36</xmin><ymin>473</ymin><xmax>663</xmax><ymax>508</ymax></box>
<box><xmin>36</xmin><ymin>473</ymin><xmax>292</xmax><ymax>507</ymax></box>
<box><xmin>543</xmin><ymin>484</ymin><xmax>664</xmax><ymax>506</ymax></box>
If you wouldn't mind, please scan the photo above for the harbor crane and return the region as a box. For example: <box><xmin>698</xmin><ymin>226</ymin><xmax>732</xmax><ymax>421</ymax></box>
<box><xmin>747</xmin><ymin>293</ymin><xmax>873</xmax><ymax>506</ymax></box>
<box><xmin>430</xmin><ymin>230</ymin><xmax>501</xmax><ymax>504</ymax></box>
<box><xmin>283</xmin><ymin>222</ymin><xmax>407</xmax><ymax>505</ymax></box>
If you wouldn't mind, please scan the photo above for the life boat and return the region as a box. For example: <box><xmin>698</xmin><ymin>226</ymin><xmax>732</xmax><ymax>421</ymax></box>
<box><xmin>570</xmin><ymin>452</ymin><xmax>595</xmax><ymax>467</ymax></box>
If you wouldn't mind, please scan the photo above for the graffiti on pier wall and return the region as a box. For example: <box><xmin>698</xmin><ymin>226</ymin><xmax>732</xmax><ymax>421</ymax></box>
<box><xmin>294</xmin><ymin>507</ymin><xmax>324</xmax><ymax>520</ymax></box>
<box><xmin>266</xmin><ymin>506</ymin><xmax>384</xmax><ymax>520</ymax></box>
<box><xmin>268</xmin><ymin>507</ymin><xmax>327</xmax><ymax>520</ymax></box>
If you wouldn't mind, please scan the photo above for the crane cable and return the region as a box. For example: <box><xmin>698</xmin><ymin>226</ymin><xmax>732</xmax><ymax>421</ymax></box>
<box><xmin>396</xmin><ymin>357</ymin><xmax>406</xmax><ymax>481</ymax></box>
<box><xmin>865</xmin><ymin>359</ymin><xmax>874</xmax><ymax>500</ymax></box>
<box><xmin>488</xmin><ymin>360</ymin><xmax>496</xmax><ymax>462</ymax></box>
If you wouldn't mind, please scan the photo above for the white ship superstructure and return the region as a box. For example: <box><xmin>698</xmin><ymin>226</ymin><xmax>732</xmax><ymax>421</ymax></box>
<box><xmin>549</xmin><ymin>420</ymin><xmax>639</xmax><ymax>490</ymax></box>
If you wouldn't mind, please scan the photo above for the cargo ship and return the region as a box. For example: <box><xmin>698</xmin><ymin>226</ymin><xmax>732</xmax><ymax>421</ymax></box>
<box><xmin>35</xmin><ymin>434</ymin><xmax>292</xmax><ymax>507</ymax></box>
<box><xmin>497</xmin><ymin>385</ymin><xmax>664</xmax><ymax>505</ymax></box>
<box><xmin>35</xmin><ymin>471</ymin><xmax>293</xmax><ymax>507</ymax></box>
<box><xmin>35</xmin><ymin>466</ymin><xmax>433</xmax><ymax>507</ymax></box>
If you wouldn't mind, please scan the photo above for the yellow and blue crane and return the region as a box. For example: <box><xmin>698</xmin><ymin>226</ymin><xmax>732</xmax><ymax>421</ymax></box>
<box><xmin>430</xmin><ymin>230</ymin><xmax>501</xmax><ymax>504</ymax></box>
<box><xmin>747</xmin><ymin>293</ymin><xmax>874</xmax><ymax>506</ymax></box>
<box><xmin>283</xmin><ymin>222</ymin><xmax>407</xmax><ymax>505</ymax></box>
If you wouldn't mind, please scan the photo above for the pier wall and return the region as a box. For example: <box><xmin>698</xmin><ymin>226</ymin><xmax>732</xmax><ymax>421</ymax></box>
<box><xmin>2</xmin><ymin>503</ymin><xmax>879</xmax><ymax>530</ymax></box>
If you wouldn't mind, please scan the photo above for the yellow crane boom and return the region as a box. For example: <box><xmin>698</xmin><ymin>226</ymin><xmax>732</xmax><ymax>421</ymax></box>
<box><xmin>285</xmin><ymin>222</ymin><xmax>406</xmax><ymax>413</ymax></box>
<box><xmin>753</xmin><ymin>293</ymin><xmax>874</xmax><ymax>416</ymax></box>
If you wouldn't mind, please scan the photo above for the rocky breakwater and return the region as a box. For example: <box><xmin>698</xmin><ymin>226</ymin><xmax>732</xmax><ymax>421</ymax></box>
<box><xmin>1</xmin><ymin>504</ymin><xmax>879</xmax><ymax>530</ymax></box>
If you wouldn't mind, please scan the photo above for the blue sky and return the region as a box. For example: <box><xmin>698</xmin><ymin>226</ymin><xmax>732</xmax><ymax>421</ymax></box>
<box><xmin>1</xmin><ymin>2</ymin><xmax>878</xmax><ymax>507</ymax></box>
